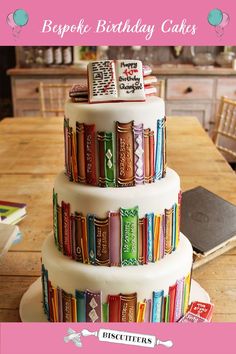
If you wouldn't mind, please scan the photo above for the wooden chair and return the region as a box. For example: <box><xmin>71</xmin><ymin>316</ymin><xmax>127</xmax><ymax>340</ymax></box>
<box><xmin>155</xmin><ymin>79</ymin><xmax>165</xmax><ymax>99</ymax></box>
<box><xmin>39</xmin><ymin>83</ymin><xmax>72</xmax><ymax>117</ymax></box>
<box><xmin>212</xmin><ymin>96</ymin><xmax>236</xmax><ymax>163</ymax></box>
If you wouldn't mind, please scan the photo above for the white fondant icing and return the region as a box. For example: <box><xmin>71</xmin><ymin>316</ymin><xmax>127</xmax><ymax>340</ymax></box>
<box><xmin>42</xmin><ymin>233</ymin><xmax>192</xmax><ymax>303</ymax></box>
<box><xmin>65</xmin><ymin>96</ymin><xmax>165</xmax><ymax>133</ymax></box>
<box><xmin>54</xmin><ymin>168</ymin><xmax>180</xmax><ymax>218</ymax></box>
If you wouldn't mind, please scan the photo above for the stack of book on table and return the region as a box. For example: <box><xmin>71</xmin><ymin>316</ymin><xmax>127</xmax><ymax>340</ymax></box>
<box><xmin>0</xmin><ymin>200</ymin><xmax>27</xmax><ymax>257</ymax></box>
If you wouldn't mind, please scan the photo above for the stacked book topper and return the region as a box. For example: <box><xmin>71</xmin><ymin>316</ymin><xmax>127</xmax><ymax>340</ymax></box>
<box><xmin>66</xmin><ymin>60</ymin><xmax>165</xmax><ymax>187</ymax></box>
<box><xmin>69</xmin><ymin>60</ymin><xmax>157</xmax><ymax>103</ymax></box>
<box><xmin>42</xmin><ymin>264</ymin><xmax>191</xmax><ymax>323</ymax></box>
<box><xmin>53</xmin><ymin>191</ymin><xmax>182</xmax><ymax>266</ymax></box>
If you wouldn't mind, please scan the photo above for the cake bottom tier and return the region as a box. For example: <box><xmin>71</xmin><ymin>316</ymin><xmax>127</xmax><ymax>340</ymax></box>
<box><xmin>41</xmin><ymin>233</ymin><xmax>193</xmax><ymax>322</ymax></box>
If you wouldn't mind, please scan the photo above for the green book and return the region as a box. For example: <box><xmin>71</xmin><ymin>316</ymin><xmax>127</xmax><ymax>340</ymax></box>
<box><xmin>53</xmin><ymin>190</ymin><xmax>58</xmax><ymax>247</ymax></box>
<box><xmin>120</xmin><ymin>206</ymin><xmax>139</xmax><ymax>266</ymax></box>
<box><xmin>75</xmin><ymin>290</ymin><xmax>86</xmax><ymax>322</ymax></box>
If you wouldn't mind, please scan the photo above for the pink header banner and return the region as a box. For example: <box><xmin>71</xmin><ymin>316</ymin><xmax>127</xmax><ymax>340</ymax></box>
<box><xmin>1</xmin><ymin>323</ymin><xmax>236</xmax><ymax>354</ymax></box>
<box><xmin>0</xmin><ymin>0</ymin><xmax>235</xmax><ymax>45</ymax></box>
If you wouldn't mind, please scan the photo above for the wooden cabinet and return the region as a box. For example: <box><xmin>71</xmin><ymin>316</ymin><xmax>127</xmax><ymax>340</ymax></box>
<box><xmin>8</xmin><ymin>68</ymin><xmax>87</xmax><ymax>117</ymax></box>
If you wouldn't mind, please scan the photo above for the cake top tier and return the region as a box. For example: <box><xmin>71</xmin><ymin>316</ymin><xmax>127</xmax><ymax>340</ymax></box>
<box><xmin>69</xmin><ymin>60</ymin><xmax>157</xmax><ymax>103</ymax></box>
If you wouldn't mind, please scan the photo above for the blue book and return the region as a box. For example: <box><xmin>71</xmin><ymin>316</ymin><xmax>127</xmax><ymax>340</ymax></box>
<box><xmin>146</xmin><ymin>213</ymin><xmax>154</xmax><ymax>262</ymax></box>
<box><xmin>152</xmin><ymin>290</ymin><xmax>164</xmax><ymax>322</ymax></box>
<box><xmin>155</xmin><ymin>118</ymin><xmax>164</xmax><ymax>180</ymax></box>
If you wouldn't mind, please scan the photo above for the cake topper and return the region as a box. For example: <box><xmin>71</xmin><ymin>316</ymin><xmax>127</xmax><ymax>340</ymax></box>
<box><xmin>88</xmin><ymin>60</ymin><xmax>146</xmax><ymax>103</ymax></box>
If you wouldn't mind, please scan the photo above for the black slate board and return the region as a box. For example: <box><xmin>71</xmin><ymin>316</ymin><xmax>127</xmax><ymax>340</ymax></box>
<box><xmin>181</xmin><ymin>186</ymin><xmax>236</xmax><ymax>255</ymax></box>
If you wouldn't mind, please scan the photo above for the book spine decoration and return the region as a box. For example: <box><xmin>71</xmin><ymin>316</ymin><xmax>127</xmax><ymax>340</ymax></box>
<box><xmin>94</xmin><ymin>216</ymin><xmax>110</xmax><ymax>266</ymax></box>
<box><xmin>76</xmin><ymin>122</ymin><xmax>86</xmax><ymax>183</ymax></box>
<box><xmin>109</xmin><ymin>211</ymin><xmax>121</xmax><ymax>266</ymax></box>
<box><xmin>162</xmin><ymin>117</ymin><xmax>167</xmax><ymax>177</ymax></box>
<box><xmin>64</xmin><ymin>118</ymin><xmax>165</xmax><ymax>187</ymax></box>
<box><xmin>146</xmin><ymin>213</ymin><xmax>154</xmax><ymax>262</ymax></box>
<box><xmin>71</xmin><ymin>131</ymin><xmax>78</xmax><ymax>182</ymax></box>
<box><xmin>174</xmin><ymin>277</ymin><xmax>185</xmax><ymax>322</ymax></box>
<box><xmin>53</xmin><ymin>197</ymin><xmax>182</xmax><ymax>266</ymax></box>
<box><xmin>62</xmin><ymin>201</ymin><xmax>71</xmax><ymax>257</ymax></box>
<box><xmin>137</xmin><ymin>302</ymin><xmax>146</xmax><ymax>322</ymax></box>
<box><xmin>86</xmin><ymin>290</ymin><xmax>102</xmax><ymax>322</ymax></box>
<box><xmin>152</xmin><ymin>290</ymin><xmax>164</xmax><ymax>323</ymax></box>
<box><xmin>74</xmin><ymin>212</ymin><xmax>83</xmax><ymax>262</ymax></box>
<box><xmin>98</xmin><ymin>132</ymin><xmax>115</xmax><ymax>187</ymax></box>
<box><xmin>57</xmin><ymin>287</ymin><xmax>63</xmax><ymax>322</ymax></box>
<box><xmin>87</xmin><ymin>214</ymin><xmax>96</xmax><ymax>265</ymax></box>
<box><xmin>165</xmin><ymin>207</ymin><xmax>173</xmax><ymax>255</ymax></box>
<box><xmin>53</xmin><ymin>190</ymin><xmax>58</xmax><ymax>247</ymax></box>
<box><xmin>64</xmin><ymin>117</ymin><xmax>69</xmax><ymax>177</ymax></box>
<box><xmin>108</xmin><ymin>295</ymin><xmax>121</xmax><ymax>322</ymax></box>
<box><xmin>116</xmin><ymin>121</ymin><xmax>135</xmax><ymax>187</ymax></box>
<box><xmin>138</xmin><ymin>218</ymin><xmax>145</xmax><ymax>265</ymax></box>
<box><xmin>84</xmin><ymin>124</ymin><xmax>97</xmax><ymax>185</ymax></box>
<box><xmin>75</xmin><ymin>290</ymin><xmax>86</xmax><ymax>322</ymax></box>
<box><xmin>42</xmin><ymin>266</ymin><xmax>191</xmax><ymax>323</ymax></box>
<box><xmin>155</xmin><ymin>118</ymin><xmax>165</xmax><ymax>180</ymax></box>
<box><xmin>144</xmin><ymin>299</ymin><xmax>152</xmax><ymax>322</ymax></box>
<box><xmin>133</xmin><ymin>123</ymin><xmax>144</xmax><ymax>184</ymax></box>
<box><xmin>41</xmin><ymin>265</ymin><xmax>49</xmax><ymax>318</ymax></box>
<box><xmin>169</xmin><ymin>284</ymin><xmax>177</xmax><ymax>322</ymax></box>
<box><xmin>120</xmin><ymin>206</ymin><xmax>139</xmax><ymax>266</ymax></box>
<box><xmin>62</xmin><ymin>290</ymin><xmax>72</xmax><ymax>322</ymax></box>
<box><xmin>120</xmin><ymin>293</ymin><xmax>137</xmax><ymax>322</ymax></box>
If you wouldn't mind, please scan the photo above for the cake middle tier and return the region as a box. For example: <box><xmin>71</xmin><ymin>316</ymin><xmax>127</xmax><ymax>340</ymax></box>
<box><xmin>53</xmin><ymin>168</ymin><xmax>182</xmax><ymax>266</ymax></box>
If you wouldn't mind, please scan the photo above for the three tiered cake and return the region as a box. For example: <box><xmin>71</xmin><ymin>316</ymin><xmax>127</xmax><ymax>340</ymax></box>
<box><xmin>20</xmin><ymin>60</ymin><xmax>208</xmax><ymax>323</ymax></box>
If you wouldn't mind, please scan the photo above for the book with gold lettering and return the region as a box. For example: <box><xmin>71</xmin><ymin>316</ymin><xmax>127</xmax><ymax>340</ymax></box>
<box><xmin>94</xmin><ymin>216</ymin><xmax>109</xmax><ymax>266</ymax></box>
<box><xmin>116</xmin><ymin>121</ymin><xmax>135</xmax><ymax>187</ymax></box>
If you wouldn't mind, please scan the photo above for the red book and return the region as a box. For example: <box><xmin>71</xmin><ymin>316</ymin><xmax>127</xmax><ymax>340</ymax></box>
<box><xmin>169</xmin><ymin>283</ymin><xmax>177</xmax><ymax>322</ymax></box>
<box><xmin>188</xmin><ymin>301</ymin><xmax>214</xmax><ymax>321</ymax></box>
<box><xmin>108</xmin><ymin>295</ymin><xmax>121</xmax><ymax>322</ymax></box>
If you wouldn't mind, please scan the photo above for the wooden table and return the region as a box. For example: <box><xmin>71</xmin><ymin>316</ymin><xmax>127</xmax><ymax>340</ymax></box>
<box><xmin>0</xmin><ymin>116</ymin><xmax>236</xmax><ymax>322</ymax></box>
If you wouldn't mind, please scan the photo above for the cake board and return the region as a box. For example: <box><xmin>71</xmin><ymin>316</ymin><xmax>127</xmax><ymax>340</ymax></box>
<box><xmin>19</xmin><ymin>278</ymin><xmax>210</xmax><ymax>322</ymax></box>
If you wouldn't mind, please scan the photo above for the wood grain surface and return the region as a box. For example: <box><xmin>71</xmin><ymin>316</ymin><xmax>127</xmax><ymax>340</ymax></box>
<box><xmin>0</xmin><ymin>116</ymin><xmax>236</xmax><ymax>322</ymax></box>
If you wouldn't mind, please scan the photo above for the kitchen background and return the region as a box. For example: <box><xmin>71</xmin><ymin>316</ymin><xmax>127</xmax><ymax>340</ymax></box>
<box><xmin>1</xmin><ymin>45</ymin><xmax>236</xmax><ymax>136</ymax></box>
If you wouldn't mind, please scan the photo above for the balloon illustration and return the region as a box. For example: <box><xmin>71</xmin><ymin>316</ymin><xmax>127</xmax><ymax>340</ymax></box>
<box><xmin>208</xmin><ymin>9</ymin><xmax>223</xmax><ymax>26</ymax></box>
<box><xmin>6</xmin><ymin>9</ymin><xmax>29</xmax><ymax>38</ymax></box>
<box><xmin>208</xmin><ymin>9</ymin><xmax>230</xmax><ymax>37</ymax></box>
<box><xmin>6</xmin><ymin>13</ymin><xmax>17</xmax><ymax>29</ymax></box>
<box><xmin>13</xmin><ymin>9</ymin><xmax>29</xmax><ymax>27</ymax></box>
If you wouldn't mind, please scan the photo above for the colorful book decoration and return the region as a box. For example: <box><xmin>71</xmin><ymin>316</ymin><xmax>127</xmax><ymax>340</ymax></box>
<box><xmin>116</xmin><ymin>121</ymin><xmax>135</xmax><ymax>187</ymax></box>
<box><xmin>0</xmin><ymin>200</ymin><xmax>27</xmax><ymax>225</ymax></box>
<box><xmin>64</xmin><ymin>117</ymin><xmax>166</xmax><ymax>186</ymax></box>
<box><xmin>121</xmin><ymin>206</ymin><xmax>139</xmax><ymax>266</ymax></box>
<box><xmin>42</xmin><ymin>265</ymin><xmax>191</xmax><ymax>323</ymax></box>
<box><xmin>88</xmin><ymin>60</ymin><xmax>145</xmax><ymax>103</ymax></box>
<box><xmin>53</xmin><ymin>198</ymin><xmax>181</xmax><ymax>266</ymax></box>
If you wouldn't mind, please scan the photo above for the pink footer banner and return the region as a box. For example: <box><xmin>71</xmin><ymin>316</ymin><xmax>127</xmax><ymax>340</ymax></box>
<box><xmin>1</xmin><ymin>323</ymin><xmax>236</xmax><ymax>354</ymax></box>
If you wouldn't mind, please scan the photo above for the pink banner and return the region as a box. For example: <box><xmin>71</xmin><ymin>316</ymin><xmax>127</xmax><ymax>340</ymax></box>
<box><xmin>0</xmin><ymin>0</ymin><xmax>235</xmax><ymax>45</ymax></box>
<box><xmin>1</xmin><ymin>323</ymin><xmax>236</xmax><ymax>354</ymax></box>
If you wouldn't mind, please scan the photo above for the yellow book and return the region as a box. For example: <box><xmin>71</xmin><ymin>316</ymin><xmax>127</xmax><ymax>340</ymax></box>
<box><xmin>137</xmin><ymin>302</ymin><xmax>146</xmax><ymax>322</ymax></box>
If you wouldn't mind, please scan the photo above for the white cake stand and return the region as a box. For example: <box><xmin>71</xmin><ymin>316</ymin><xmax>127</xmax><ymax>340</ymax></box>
<box><xmin>19</xmin><ymin>278</ymin><xmax>210</xmax><ymax>322</ymax></box>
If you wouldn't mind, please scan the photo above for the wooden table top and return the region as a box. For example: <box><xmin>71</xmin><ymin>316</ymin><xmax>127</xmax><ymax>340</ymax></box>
<box><xmin>0</xmin><ymin>116</ymin><xmax>236</xmax><ymax>322</ymax></box>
